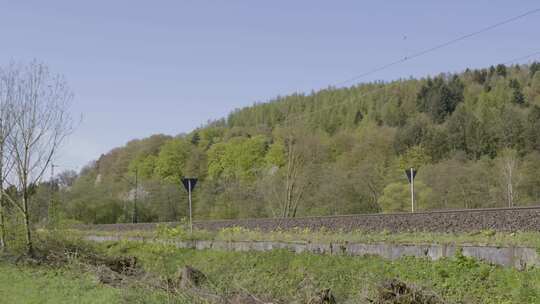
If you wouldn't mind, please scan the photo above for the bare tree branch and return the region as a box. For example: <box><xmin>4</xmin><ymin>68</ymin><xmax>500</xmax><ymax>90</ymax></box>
<box><xmin>3</xmin><ymin>60</ymin><xmax>74</xmax><ymax>255</ymax></box>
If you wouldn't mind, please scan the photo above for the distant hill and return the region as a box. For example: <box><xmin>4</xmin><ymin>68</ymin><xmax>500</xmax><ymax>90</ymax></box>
<box><xmin>60</xmin><ymin>62</ymin><xmax>540</xmax><ymax>224</ymax></box>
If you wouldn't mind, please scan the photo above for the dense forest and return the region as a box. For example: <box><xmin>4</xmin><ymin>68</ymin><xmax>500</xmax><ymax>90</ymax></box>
<box><xmin>30</xmin><ymin>62</ymin><xmax>540</xmax><ymax>224</ymax></box>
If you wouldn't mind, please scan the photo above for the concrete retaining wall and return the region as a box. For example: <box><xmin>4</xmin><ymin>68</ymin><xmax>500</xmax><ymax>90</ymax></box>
<box><xmin>86</xmin><ymin>235</ymin><xmax>539</xmax><ymax>270</ymax></box>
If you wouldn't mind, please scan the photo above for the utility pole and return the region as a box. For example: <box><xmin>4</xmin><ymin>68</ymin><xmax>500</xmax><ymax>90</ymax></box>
<box><xmin>132</xmin><ymin>167</ymin><xmax>138</xmax><ymax>223</ymax></box>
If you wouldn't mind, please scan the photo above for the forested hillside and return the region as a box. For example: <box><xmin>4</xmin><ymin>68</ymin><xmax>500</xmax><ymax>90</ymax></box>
<box><xmin>47</xmin><ymin>63</ymin><xmax>540</xmax><ymax>224</ymax></box>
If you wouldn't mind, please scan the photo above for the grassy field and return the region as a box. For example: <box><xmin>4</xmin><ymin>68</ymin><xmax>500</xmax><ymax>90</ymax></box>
<box><xmin>0</xmin><ymin>258</ymin><xmax>191</xmax><ymax>304</ymax></box>
<box><xmin>0</xmin><ymin>262</ymin><xmax>121</xmax><ymax>304</ymax></box>
<box><xmin>104</xmin><ymin>240</ymin><xmax>540</xmax><ymax>304</ymax></box>
<box><xmin>2</xmin><ymin>230</ymin><xmax>540</xmax><ymax>304</ymax></box>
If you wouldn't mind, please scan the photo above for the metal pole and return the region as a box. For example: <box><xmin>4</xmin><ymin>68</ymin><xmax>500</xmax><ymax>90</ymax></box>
<box><xmin>188</xmin><ymin>179</ymin><xmax>193</xmax><ymax>234</ymax></box>
<box><xmin>133</xmin><ymin>168</ymin><xmax>138</xmax><ymax>223</ymax></box>
<box><xmin>410</xmin><ymin>167</ymin><xmax>415</xmax><ymax>213</ymax></box>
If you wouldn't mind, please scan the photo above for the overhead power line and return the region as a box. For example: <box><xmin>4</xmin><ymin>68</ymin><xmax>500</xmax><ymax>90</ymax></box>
<box><xmin>334</xmin><ymin>8</ymin><xmax>540</xmax><ymax>87</ymax></box>
<box><xmin>277</xmin><ymin>8</ymin><xmax>540</xmax><ymax>125</ymax></box>
<box><xmin>503</xmin><ymin>50</ymin><xmax>540</xmax><ymax>65</ymax></box>
<box><xmin>279</xmin><ymin>48</ymin><xmax>540</xmax><ymax>126</ymax></box>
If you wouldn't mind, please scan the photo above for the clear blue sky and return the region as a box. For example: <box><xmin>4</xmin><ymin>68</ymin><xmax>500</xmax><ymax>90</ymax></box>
<box><xmin>0</xmin><ymin>1</ymin><xmax>539</xmax><ymax>171</ymax></box>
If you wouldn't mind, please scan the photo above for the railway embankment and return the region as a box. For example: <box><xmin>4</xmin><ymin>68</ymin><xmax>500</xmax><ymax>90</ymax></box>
<box><xmin>77</xmin><ymin>206</ymin><xmax>540</xmax><ymax>233</ymax></box>
<box><xmin>77</xmin><ymin>206</ymin><xmax>540</xmax><ymax>269</ymax></box>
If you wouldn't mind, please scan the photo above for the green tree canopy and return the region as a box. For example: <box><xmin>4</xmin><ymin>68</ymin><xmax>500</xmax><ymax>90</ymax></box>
<box><xmin>155</xmin><ymin>138</ymin><xmax>192</xmax><ymax>184</ymax></box>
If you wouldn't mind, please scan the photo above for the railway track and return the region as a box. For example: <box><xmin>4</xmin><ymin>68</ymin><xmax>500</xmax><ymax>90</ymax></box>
<box><xmin>76</xmin><ymin>205</ymin><xmax>540</xmax><ymax>233</ymax></box>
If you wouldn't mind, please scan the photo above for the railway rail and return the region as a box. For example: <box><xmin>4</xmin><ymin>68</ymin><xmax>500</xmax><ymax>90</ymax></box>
<box><xmin>76</xmin><ymin>205</ymin><xmax>540</xmax><ymax>233</ymax></box>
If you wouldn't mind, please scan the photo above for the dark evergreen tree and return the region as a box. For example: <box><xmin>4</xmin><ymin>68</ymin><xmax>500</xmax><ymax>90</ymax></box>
<box><xmin>190</xmin><ymin>131</ymin><xmax>201</xmax><ymax>145</ymax></box>
<box><xmin>416</xmin><ymin>76</ymin><xmax>463</xmax><ymax>123</ymax></box>
<box><xmin>472</xmin><ymin>69</ymin><xmax>487</xmax><ymax>84</ymax></box>
<box><xmin>530</xmin><ymin>61</ymin><xmax>540</xmax><ymax>77</ymax></box>
<box><xmin>509</xmin><ymin>79</ymin><xmax>526</xmax><ymax>104</ymax></box>
<box><xmin>496</xmin><ymin>64</ymin><xmax>507</xmax><ymax>77</ymax></box>
<box><xmin>489</xmin><ymin>65</ymin><xmax>496</xmax><ymax>76</ymax></box>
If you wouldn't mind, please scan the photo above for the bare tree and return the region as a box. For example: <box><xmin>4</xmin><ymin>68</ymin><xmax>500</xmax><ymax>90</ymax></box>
<box><xmin>3</xmin><ymin>61</ymin><xmax>73</xmax><ymax>255</ymax></box>
<box><xmin>282</xmin><ymin>132</ymin><xmax>306</xmax><ymax>218</ymax></box>
<box><xmin>262</xmin><ymin>124</ymin><xmax>323</xmax><ymax>218</ymax></box>
<box><xmin>0</xmin><ymin>64</ymin><xmax>18</xmax><ymax>251</ymax></box>
<box><xmin>496</xmin><ymin>148</ymin><xmax>521</xmax><ymax>207</ymax></box>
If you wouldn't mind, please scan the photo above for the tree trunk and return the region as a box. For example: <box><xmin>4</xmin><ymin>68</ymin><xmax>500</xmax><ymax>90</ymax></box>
<box><xmin>0</xmin><ymin>143</ymin><xmax>5</xmax><ymax>251</ymax></box>
<box><xmin>22</xmin><ymin>190</ymin><xmax>33</xmax><ymax>255</ymax></box>
<box><xmin>0</xmin><ymin>191</ymin><xmax>5</xmax><ymax>251</ymax></box>
<box><xmin>509</xmin><ymin>163</ymin><xmax>514</xmax><ymax>207</ymax></box>
<box><xmin>282</xmin><ymin>139</ymin><xmax>293</xmax><ymax>218</ymax></box>
<box><xmin>507</xmin><ymin>181</ymin><xmax>514</xmax><ymax>207</ymax></box>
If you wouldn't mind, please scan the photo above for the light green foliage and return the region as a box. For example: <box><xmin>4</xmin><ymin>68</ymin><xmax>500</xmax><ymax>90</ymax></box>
<box><xmin>207</xmin><ymin>142</ymin><xmax>227</xmax><ymax>179</ymax></box>
<box><xmin>399</xmin><ymin>145</ymin><xmax>431</xmax><ymax>170</ymax></box>
<box><xmin>378</xmin><ymin>182</ymin><xmax>412</xmax><ymax>213</ymax></box>
<box><xmin>378</xmin><ymin>181</ymin><xmax>431</xmax><ymax>212</ymax></box>
<box><xmin>155</xmin><ymin>138</ymin><xmax>192</xmax><ymax>184</ymax></box>
<box><xmin>234</xmin><ymin>135</ymin><xmax>268</xmax><ymax>180</ymax></box>
<box><xmin>128</xmin><ymin>154</ymin><xmax>157</xmax><ymax>179</ymax></box>
<box><xmin>264</xmin><ymin>141</ymin><xmax>286</xmax><ymax>167</ymax></box>
<box><xmin>207</xmin><ymin>135</ymin><xmax>268</xmax><ymax>181</ymax></box>
<box><xmin>197</xmin><ymin>126</ymin><xmax>225</xmax><ymax>149</ymax></box>
<box><xmin>94</xmin><ymin>134</ymin><xmax>171</xmax><ymax>182</ymax></box>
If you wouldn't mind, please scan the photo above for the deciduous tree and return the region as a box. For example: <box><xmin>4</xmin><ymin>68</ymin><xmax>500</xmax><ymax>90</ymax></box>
<box><xmin>0</xmin><ymin>64</ymin><xmax>17</xmax><ymax>251</ymax></box>
<box><xmin>495</xmin><ymin>148</ymin><xmax>521</xmax><ymax>207</ymax></box>
<box><xmin>3</xmin><ymin>61</ymin><xmax>73</xmax><ymax>255</ymax></box>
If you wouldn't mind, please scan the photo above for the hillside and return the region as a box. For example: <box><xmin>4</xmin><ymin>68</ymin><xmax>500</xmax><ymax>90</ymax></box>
<box><xmin>56</xmin><ymin>62</ymin><xmax>540</xmax><ymax>224</ymax></box>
